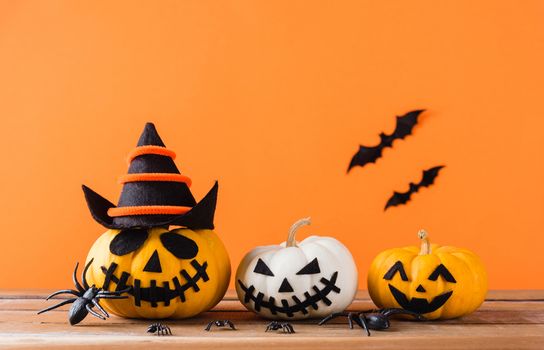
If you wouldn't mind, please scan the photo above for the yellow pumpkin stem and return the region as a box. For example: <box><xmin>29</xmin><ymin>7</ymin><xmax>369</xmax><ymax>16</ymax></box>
<box><xmin>286</xmin><ymin>217</ymin><xmax>311</xmax><ymax>247</ymax></box>
<box><xmin>418</xmin><ymin>229</ymin><xmax>431</xmax><ymax>255</ymax></box>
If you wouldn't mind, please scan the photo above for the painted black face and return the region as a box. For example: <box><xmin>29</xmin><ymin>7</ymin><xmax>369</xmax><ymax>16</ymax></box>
<box><xmin>102</xmin><ymin>229</ymin><xmax>207</xmax><ymax>308</ymax></box>
<box><xmin>384</xmin><ymin>261</ymin><xmax>456</xmax><ymax>314</ymax></box>
<box><xmin>109</xmin><ymin>228</ymin><xmax>149</xmax><ymax>256</ymax></box>
<box><xmin>109</xmin><ymin>229</ymin><xmax>199</xmax><ymax>274</ymax></box>
<box><xmin>238</xmin><ymin>258</ymin><xmax>341</xmax><ymax>317</ymax></box>
<box><xmin>101</xmin><ymin>259</ymin><xmax>208</xmax><ymax>307</ymax></box>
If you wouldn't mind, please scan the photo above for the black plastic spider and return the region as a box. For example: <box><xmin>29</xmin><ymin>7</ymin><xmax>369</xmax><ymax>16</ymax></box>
<box><xmin>147</xmin><ymin>323</ymin><xmax>172</xmax><ymax>336</ymax></box>
<box><xmin>205</xmin><ymin>320</ymin><xmax>236</xmax><ymax>331</ymax></box>
<box><xmin>319</xmin><ymin>308</ymin><xmax>425</xmax><ymax>336</ymax></box>
<box><xmin>265</xmin><ymin>321</ymin><xmax>295</xmax><ymax>334</ymax></box>
<box><xmin>37</xmin><ymin>259</ymin><xmax>129</xmax><ymax>325</ymax></box>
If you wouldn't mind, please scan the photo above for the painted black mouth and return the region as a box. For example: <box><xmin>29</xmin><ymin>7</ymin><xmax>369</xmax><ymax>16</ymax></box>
<box><xmin>388</xmin><ymin>284</ymin><xmax>452</xmax><ymax>314</ymax></box>
<box><xmin>100</xmin><ymin>259</ymin><xmax>208</xmax><ymax>307</ymax></box>
<box><xmin>237</xmin><ymin>271</ymin><xmax>341</xmax><ymax>317</ymax></box>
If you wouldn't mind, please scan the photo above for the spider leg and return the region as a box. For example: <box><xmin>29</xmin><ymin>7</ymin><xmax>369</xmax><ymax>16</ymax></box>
<box><xmin>98</xmin><ymin>287</ymin><xmax>131</xmax><ymax>296</ymax></box>
<box><xmin>359</xmin><ymin>309</ymin><xmax>379</xmax><ymax>314</ymax></box>
<box><xmin>158</xmin><ymin>325</ymin><xmax>170</xmax><ymax>336</ymax></box>
<box><xmin>165</xmin><ymin>325</ymin><xmax>172</xmax><ymax>335</ymax></box>
<box><xmin>357</xmin><ymin>315</ymin><xmax>371</xmax><ymax>337</ymax></box>
<box><xmin>37</xmin><ymin>298</ymin><xmax>77</xmax><ymax>314</ymax></box>
<box><xmin>351</xmin><ymin>313</ymin><xmax>365</xmax><ymax>328</ymax></box>
<box><xmin>96</xmin><ymin>294</ymin><xmax>128</xmax><ymax>299</ymax></box>
<box><xmin>92</xmin><ymin>299</ymin><xmax>109</xmax><ymax>318</ymax></box>
<box><xmin>265</xmin><ymin>322</ymin><xmax>274</xmax><ymax>332</ymax></box>
<box><xmin>346</xmin><ymin>312</ymin><xmax>356</xmax><ymax>329</ymax></box>
<box><xmin>45</xmin><ymin>289</ymin><xmax>80</xmax><ymax>300</ymax></box>
<box><xmin>286</xmin><ymin>324</ymin><xmax>295</xmax><ymax>333</ymax></box>
<box><xmin>86</xmin><ymin>304</ymin><xmax>106</xmax><ymax>320</ymax></box>
<box><xmin>318</xmin><ymin>312</ymin><xmax>350</xmax><ymax>326</ymax></box>
<box><xmin>379</xmin><ymin>308</ymin><xmax>426</xmax><ymax>320</ymax></box>
<box><xmin>82</xmin><ymin>259</ymin><xmax>94</xmax><ymax>290</ymax></box>
<box><xmin>205</xmin><ymin>321</ymin><xmax>215</xmax><ymax>331</ymax></box>
<box><xmin>72</xmin><ymin>263</ymin><xmax>85</xmax><ymax>293</ymax></box>
<box><xmin>227</xmin><ymin>320</ymin><xmax>236</xmax><ymax>330</ymax></box>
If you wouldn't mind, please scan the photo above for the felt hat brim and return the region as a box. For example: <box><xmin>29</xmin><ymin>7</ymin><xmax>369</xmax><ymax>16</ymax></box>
<box><xmin>82</xmin><ymin>181</ymin><xmax>218</xmax><ymax>230</ymax></box>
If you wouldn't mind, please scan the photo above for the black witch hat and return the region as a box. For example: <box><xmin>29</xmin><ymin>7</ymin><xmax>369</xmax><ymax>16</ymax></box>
<box><xmin>82</xmin><ymin>123</ymin><xmax>218</xmax><ymax>230</ymax></box>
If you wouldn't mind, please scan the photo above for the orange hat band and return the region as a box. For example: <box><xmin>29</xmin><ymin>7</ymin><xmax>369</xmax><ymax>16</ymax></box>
<box><xmin>118</xmin><ymin>173</ymin><xmax>192</xmax><ymax>187</ymax></box>
<box><xmin>108</xmin><ymin>205</ymin><xmax>193</xmax><ymax>217</ymax></box>
<box><xmin>127</xmin><ymin>145</ymin><xmax>176</xmax><ymax>163</ymax></box>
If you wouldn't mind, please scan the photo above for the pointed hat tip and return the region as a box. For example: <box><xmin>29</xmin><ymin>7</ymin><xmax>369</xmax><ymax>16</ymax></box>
<box><xmin>137</xmin><ymin>122</ymin><xmax>165</xmax><ymax>147</ymax></box>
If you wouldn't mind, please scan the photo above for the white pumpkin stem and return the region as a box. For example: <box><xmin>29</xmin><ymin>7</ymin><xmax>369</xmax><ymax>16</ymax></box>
<box><xmin>286</xmin><ymin>217</ymin><xmax>311</xmax><ymax>247</ymax></box>
<box><xmin>418</xmin><ymin>229</ymin><xmax>431</xmax><ymax>255</ymax></box>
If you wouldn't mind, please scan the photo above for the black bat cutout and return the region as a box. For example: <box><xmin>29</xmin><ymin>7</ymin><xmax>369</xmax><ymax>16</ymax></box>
<box><xmin>348</xmin><ymin>110</ymin><xmax>425</xmax><ymax>172</ymax></box>
<box><xmin>384</xmin><ymin>166</ymin><xmax>444</xmax><ymax>210</ymax></box>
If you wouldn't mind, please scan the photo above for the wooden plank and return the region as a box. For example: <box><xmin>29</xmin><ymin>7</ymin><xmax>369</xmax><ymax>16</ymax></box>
<box><xmin>485</xmin><ymin>290</ymin><xmax>544</xmax><ymax>301</ymax></box>
<box><xmin>4</xmin><ymin>304</ymin><xmax>544</xmax><ymax>324</ymax></box>
<box><xmin>0</xmin><ymin>320</ymin><xmax>542</xmax><ymax>350</ymax></box>
<box><xmin>1</xmin><ymin>290</ymin><xmax>543</xmax><ymax>349</ymax></box>
<box><xmin>3</xmin><ymin>300</ymin><xmax>544</xmax><ymax>323</ymax></box>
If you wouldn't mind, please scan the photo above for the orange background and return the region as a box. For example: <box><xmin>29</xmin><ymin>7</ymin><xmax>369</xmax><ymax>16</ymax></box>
<box><xmin>0</xmin><ymin>1</ymin><xmax>543</xmax><ymax>290</ymax></box>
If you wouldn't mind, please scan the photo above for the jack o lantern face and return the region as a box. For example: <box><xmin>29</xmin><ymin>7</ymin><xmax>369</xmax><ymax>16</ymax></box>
<box><xmin>383</xmin><ymin>260</ymin><xmax>457</xmax><ymax>314</ymax></box>
<box><xmin>237</xmin><ymin>256</ymin><xmax>341</xmax><ymax>318</ymax></box>
<box><xmin>99</xmin><ymin>228</ymin><xmax>209</xmax><ymax>307</ymax></box>
<box><xmin>85</xmin><ymin>227</ymin><xmax>231</xmax><ymax>319</ymax></box>
<box><xmin>368</xmin><ymin>231</ymin><xmax>488</xmax><ymax>320</ymax></box>
<box><xmin>235</xmin><ymin>230</ymin><xmax>358</xmax><ymax>320</ymax></box>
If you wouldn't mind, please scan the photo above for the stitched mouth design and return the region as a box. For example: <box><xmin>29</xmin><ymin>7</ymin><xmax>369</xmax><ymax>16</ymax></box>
<box><xmin>388</xmin><ymin>284</ymin><xmax>452</xmax><ymax>314</ymax></box>
<box><xmin>237</xmin><ymin>271</ymin><xmax>341</xmax><ymax>317</ymax></box>
<box><xmin>100</xmin><ymin>259</ymin><xmax>209</xmax><ymax>307</ymax></box>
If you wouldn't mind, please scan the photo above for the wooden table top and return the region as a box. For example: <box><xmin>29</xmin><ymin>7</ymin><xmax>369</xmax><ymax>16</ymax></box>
<box><xmin>1</xmin><ymin>290</ymin><xmax>543</xmax><ymax>349</ymax></box>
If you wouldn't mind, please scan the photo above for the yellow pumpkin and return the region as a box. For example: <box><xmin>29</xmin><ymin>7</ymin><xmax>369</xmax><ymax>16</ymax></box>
<box><xmin>367</xmin><ymin>230</ymin><xmax>487</xmax><ymax>319</ymax></box>
<box><xmin>85</xmin><ymin>227</ymin><xmax>230</xmax><ymax>319</ymax></box>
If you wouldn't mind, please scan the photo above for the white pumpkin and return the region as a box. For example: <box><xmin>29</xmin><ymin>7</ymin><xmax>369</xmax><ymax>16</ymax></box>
<box><xmin>235</xmin><ymin>218</ymin><xmax>358</xmax><ymax>320</ymax></box>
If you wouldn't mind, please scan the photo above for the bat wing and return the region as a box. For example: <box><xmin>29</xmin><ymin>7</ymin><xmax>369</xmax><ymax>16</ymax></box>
<box><xmin>384</xmin><ymin>189</ymin><xmax>413</xmax><ymax>210</ymax></box>
<box><xmin>420</xmin><ymin>165</ymin><xmax>445</xmax><ymax>187</ymax></box>
<box><xmin>385</xmin><ymin>165</ymin><xmax>444</xmax><ymax>210</ymax></box>
<box><xmin>348</xmin><ymin>145</ymin><xmax>384</xmax><ymax>172</ymax></box>
<box><xmin>348</xmin><ymin>109</ymin><xmax>424</xmax><ymax>172</ymax></box>
<box><xmin>391</xmin><ymin>109</ymin><xmax>425</xmax><ymax>140</ymax></box>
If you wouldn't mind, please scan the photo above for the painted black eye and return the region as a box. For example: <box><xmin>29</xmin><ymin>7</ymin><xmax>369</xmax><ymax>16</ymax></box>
<box><xmin>160</xmin><ymin>231</ymin><xmax>199</xmax><ymax>259</ymax></box>
<box><xmin>383</xmin><ymin>261</ymin><xmax>409</xmax><ymax>281</ymax></box>
<box><xmin>109</xmin><ymin>228</ymin><xmax>148</xmax><ymax>256</ymax></box>
<box><xmin>296</xmin><ymin>258</ymin><xmax>321</xmax><ymax>275</ymax></box>
<box><xmin>254</xmin><ymin>258</ymin><xmax>274</xmax><ymax>276</ymax></box>
<box><xmin>428</xmin><ymin>264</ymin><xmax>457</xmax><ymax>283</ymax></box>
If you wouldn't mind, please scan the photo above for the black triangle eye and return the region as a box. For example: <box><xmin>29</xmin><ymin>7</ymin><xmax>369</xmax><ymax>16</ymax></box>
<box><xmin>383</xmin><ymin>261</ymin><xmax>409</xmax><ymax>281</ymax></box>
<box><xmin>428</xmin><ymin>264</ymin><xmax>457</xmax><ymax>283</ymax></box>
<box><xmin>296</xmin><ymin>258</ymin><xmax>321</xmax><ymax>275</ymax></box>
<box><xmin>109</xmin><ymin>229</ymin><xmax>149</xmax><ymax>256</ymax></box>
<box><xmin>160</xmin><ymin>231</ymin><xmax>198</xmax><ymax>259</ymax></box>
<box><xmin>253</xmin><ymin>259</ymin><xmax>274</xmax><ymax>276</ymax></box>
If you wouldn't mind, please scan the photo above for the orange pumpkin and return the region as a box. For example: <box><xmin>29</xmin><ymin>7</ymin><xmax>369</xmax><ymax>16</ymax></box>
<box><xmin>367</xmin><ymin>230</ymin><xmax>487</xmax><ymax>319</ymax></box>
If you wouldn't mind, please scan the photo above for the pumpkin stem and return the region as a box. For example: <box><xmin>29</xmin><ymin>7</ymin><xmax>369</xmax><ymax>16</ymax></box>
<box><xmin>418</xmin><ymin>229</ymin><xmax>431</xmax><ymax>255</ymax></box>
<box><xmin>286</xmin><ymin>217</ymin><xmax>311</xmax><ymax>247</ymax></box>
